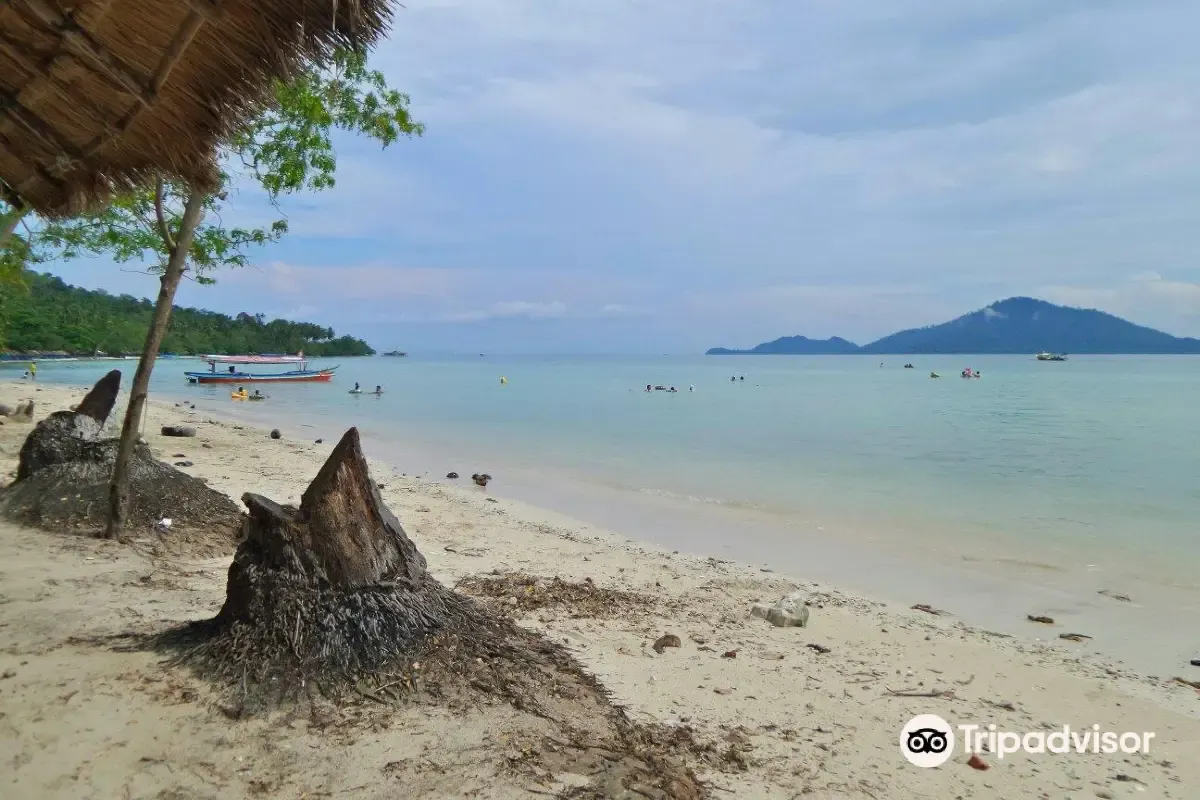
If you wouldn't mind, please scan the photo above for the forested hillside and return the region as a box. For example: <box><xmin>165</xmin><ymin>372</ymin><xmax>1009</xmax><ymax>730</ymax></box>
<box><xmin>708</xmin><ymin>297</ymin><xmax>1200</xmax><ymax>355</ymax></box>
<box><xmin>0</xmin><ymin>271</ymin><xmax>374</xmax><ymax>356</ymax></box>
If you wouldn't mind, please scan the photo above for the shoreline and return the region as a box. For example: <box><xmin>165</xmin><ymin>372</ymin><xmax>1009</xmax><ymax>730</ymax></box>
<box><xmin>131</xmin><ymin>377</ymin><xmax>1200</xmax><ymax>679</ymax></box>
<box><xmin>2</xmin><ymin>379</ymin><xmax>1200</xmax><ymax>796</ymax></box>
<box><xmin>10</xmin><ymin>375</ymin><xmax>1200</xmax><ymax>678</ymax></box>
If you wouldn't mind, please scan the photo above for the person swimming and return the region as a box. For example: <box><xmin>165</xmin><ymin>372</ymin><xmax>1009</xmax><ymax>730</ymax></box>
<box><xmin>688</xmin><ymin>384</ymin><xmax>694</xmax><ymax>392</ymax></box>
<box><xmin>372</xmin><ymin>385</ymin><xmax>383</xmax><ymax>395</ymax></box>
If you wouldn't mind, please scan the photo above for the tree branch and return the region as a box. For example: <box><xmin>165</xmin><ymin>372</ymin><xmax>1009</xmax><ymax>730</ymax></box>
<box><xmin>1</xmin><ymin>206</ymin><xmax>29</xmax><ymax>249</ymax></box>
<box><xmin>154</xmin><ymin>178</ymin><xmax>176</xmax><ymax>253</ymax></box>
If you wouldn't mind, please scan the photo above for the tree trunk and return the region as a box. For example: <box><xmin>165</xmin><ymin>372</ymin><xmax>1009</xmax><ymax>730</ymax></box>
<box><xmin>105</xmin><ymin>188</ymin><xmax>207</xmax><ymax>538</ymax></box>
<box><xmin>0</xmin><ymin>206</ymin><xmax>28</xmax><ymax>249</ymax></box>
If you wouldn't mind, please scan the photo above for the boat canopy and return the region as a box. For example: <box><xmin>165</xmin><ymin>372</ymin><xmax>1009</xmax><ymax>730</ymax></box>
<box><xmin>203</xmin><ymin>353</ymin><xmax>305</xmax><ymax>366</ymax></box>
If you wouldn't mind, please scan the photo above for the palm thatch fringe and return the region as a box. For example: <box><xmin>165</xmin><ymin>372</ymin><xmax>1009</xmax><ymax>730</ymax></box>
<box><xmin>0</xmin><ymin>0</ymin><xmax>395</xmax><ymax>217</ymax></box>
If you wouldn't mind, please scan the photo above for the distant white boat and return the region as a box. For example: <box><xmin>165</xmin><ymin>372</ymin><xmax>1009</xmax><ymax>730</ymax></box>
<box><xmin>1036</xmin><ymin>352</ymin><xmax>1067</xmax><ymax>361</ymax></box>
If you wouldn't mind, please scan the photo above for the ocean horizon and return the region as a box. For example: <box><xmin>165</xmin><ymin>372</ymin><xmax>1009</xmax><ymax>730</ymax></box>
<box><xmin>25</xmin><ymin>352</ymin><xmax>1200</xmax><ymax>673</ymax></box>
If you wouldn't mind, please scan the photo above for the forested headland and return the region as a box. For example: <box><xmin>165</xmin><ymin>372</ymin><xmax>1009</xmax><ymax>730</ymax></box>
<box><xmin>0</xmin><ymin>271</ymin><xmax>374</xmax><ymax>356</ymax></box>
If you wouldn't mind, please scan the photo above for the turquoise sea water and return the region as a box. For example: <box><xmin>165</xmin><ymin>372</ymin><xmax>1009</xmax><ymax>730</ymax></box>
<box><xmin>20</xmin><ymin>353</ymin><xmax>1200</xmax><ymax>672</ymax></box>
<box><xmin>27</xmin><ymin>353</ymin><xmax>1200</xmax><ymax>572</ymax></box>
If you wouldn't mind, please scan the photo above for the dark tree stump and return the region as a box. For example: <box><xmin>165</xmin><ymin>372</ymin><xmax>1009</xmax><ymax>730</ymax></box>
<box><xmin>205</xmin><ymin>428</ymin><xmax>454</xmax><ymax>680</ymax></box>
<box><xmin>234</xmin><ymin>427</ymin><xmax>426</xmax><ymax>591</ymax></box>
<box><xmin>0</xmin><ymin>372</ymin><xmax>242</xmax><ymax>556</ymax></box>
<box><xmin>76</xmin><ymin>369</ymin><xmax>121</xmax><ymax>423</ymax></box>
<box><xmin>155</xmin><ymin>427</ymin><xmax>708</xmax><ymax>797</ymax></box>
<box><xmin>14</xmin><ymin>370</ymin><xmax>120</xmax><ymax>481</ymax></box>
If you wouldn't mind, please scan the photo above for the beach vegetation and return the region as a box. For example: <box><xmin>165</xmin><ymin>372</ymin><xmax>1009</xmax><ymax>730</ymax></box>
<box><xmin>0</xmin><ymin>270</ymin><xmax>374</xmax><ymax>357</ymax></box>
<box><xmin>0</xmin><ymin>47</ymin><xmax>420</xmax><ymax>537</ymax></box>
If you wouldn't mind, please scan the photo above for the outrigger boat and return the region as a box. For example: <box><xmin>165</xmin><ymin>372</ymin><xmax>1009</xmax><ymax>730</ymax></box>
<box><xmin>185</xmin><ymin>353</ymin><xmax>337</xmax><ymax>384</ymax></box>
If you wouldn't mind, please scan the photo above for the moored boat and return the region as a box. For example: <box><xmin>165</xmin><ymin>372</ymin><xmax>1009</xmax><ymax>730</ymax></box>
<box><xmin>185</xmin><ymin>352</ymin><xmax>336</xmax><ymax>383</ymax></box>
<box><xmin>186</xmin><ymin>367</ymin><xmax>336</xmax><ymax>384</ymax></box>
<box><xmin>1035</xmin><ymin>352</ymin><xmax>1067</xmax><ymax>361</ymax></box>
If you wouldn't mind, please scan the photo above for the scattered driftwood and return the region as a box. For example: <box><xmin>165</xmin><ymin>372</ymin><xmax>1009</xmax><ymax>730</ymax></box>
<box><xmin>161</xmin><ymin>425</ymin><xmax>196</xmax><ymax>437</ymax></box>
<box><xmin>1059</xmin><ymin>633</ymin><xmax>1092</xmax><ymax>642</ymax></box>
<box><xmin>0</xmin><ymin>400</ymin><xmax>34</xmax><ymax>421</ymax></box>
<box><xmin>1027</xmin><ymin>615</ymin><xmax>1055</xmax><ymax>625</ymax></box>
<box><xmin>886</xmin><ymin>687</ymin><xmax>955</xmax><ymax>698</ymax></box>
<box><xmin>806</xmin><ymin>643</ymin><xmax>831</xmax><ymax>655</ymax></box>
<box><xmin>1173</xmin><ymin>677</ymin><xmax>1200</xmax><ymax>691</ymax></box>
<box><xmin>911</xmin><ymin>603</ymin><xmax>950</xmax><ymax>616</ymax></box>
<box><xmin>0</xmin><ymin>372</ymin><xmax>241</xmax><ymax>557</ymax></box>
<box><xmin>653</xmin><ymin>634</ymin><xmax>682</xmax><ymax>654</ymax></box>
<box><xmin>1098</xmin><ymin>589</ymin><xmax>1132</xmax><ymax>603</ymax></box>
<box><xmin>149</xmin><ymin>427</ymin><xmax>706</xmax><ymax>797</ymax></box>
<box><xmin>456</xmin><ymin>573</ymin><xmax>656</xmax><ymax>619</ymax></box>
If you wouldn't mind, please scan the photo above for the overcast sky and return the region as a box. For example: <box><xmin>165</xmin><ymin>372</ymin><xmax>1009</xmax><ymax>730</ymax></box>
<box><xmin>47</xmin><ymin>0</ymin><xmax>1200</xmax><ymax>353</ymax></box>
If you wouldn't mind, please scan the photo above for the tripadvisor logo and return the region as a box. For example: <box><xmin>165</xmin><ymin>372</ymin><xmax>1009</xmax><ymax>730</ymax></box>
<box><xmin>900</xmin><ymin>714</ymin><xmax>1155</xmax><ymax>768</ymax></box>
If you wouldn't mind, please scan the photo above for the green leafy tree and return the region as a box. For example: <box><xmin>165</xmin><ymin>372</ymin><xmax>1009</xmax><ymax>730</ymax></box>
<box><xmin>29</xmin><ymin>47</ymin><xmax>422</xmax><ymax>537</ymax></box>
<box><xmin>0</xmin><ymin>271</ymin><xmax>375</xmax><ymax>356</ymax></box>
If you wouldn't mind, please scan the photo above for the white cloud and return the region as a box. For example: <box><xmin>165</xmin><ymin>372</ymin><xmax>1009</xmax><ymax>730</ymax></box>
<box><xmin>447</xmin><ymin>300</ymin><xmax>569</xmax><ymax>321</ymax></box>
<box><xmin>598</xmin><ymin>303</ymin><xmax>652</xmax><ymax>317</ymax></box>
<box><xmin>49</xmin><ymin>0</ymin><xmax>1200</xmax><ymax>351</ymax></box>
<box><xmin>1039</xmin><ymin>272</ymin><xmax>1200</xmax><ymax>334</ymax></box>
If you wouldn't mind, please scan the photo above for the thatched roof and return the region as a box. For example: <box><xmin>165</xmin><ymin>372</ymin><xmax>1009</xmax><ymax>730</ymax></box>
<box><xmin>0</xmin><ymin>0</ymin><xmax>394</xmax><ymax>218</ymax></box>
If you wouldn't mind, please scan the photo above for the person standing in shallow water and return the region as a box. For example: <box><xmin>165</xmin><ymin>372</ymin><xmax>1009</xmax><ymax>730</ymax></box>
<box><xmin>29</xmin><ymin>361</ymin><xmax>36</xmax><ymax>380</ymax></box>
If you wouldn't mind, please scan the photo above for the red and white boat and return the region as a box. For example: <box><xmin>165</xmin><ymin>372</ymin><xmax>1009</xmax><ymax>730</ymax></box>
<box><xmin>185</xmin><ymin>352</ymin><xmax>337</xmax><ymax>384</ymax></box>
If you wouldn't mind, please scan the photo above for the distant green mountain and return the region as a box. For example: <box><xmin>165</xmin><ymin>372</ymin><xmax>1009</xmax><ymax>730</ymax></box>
<box><xmin>707</xmin><ymin>297</ymin><xmax>1200</xmax><ymax>355</ymax></box>
<box><xmin>0</xmin><ymin>270</ymin><xmax>375</xmax><ymax>356</ymax></box>
<box><xmin>708</xmin><ymin>335</ymin><xmax>860</xmax><ymax>355</ymax></box>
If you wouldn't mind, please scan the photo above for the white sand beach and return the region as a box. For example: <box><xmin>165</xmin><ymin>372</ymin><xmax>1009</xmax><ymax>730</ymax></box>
<box><xmin>1</xmin><ymin>379</ymin><xmax>1198</xmax><ymax>799</ymax></box>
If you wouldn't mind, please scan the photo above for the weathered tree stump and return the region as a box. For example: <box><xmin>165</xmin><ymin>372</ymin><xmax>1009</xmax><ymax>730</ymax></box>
<box><xmin>0</xmin><ymin>372</ymin><xmax>242</xmax><ymax>556</ymax></box>
<box><xmin>157</xmin><ymin>427</ymin><xmax>707</xmax><ymax>797</ymax></box>
<box><xmin>76</xmin><ymin>369</ymin><xmax>122</xmax><ymax>424</ymax></box>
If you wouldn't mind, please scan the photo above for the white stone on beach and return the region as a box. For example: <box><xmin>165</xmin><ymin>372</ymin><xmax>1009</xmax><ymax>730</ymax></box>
<box><xmin>750</xmin><ymin>590</ymin><xmax>810</xmax><ymax>628</ymax></box>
